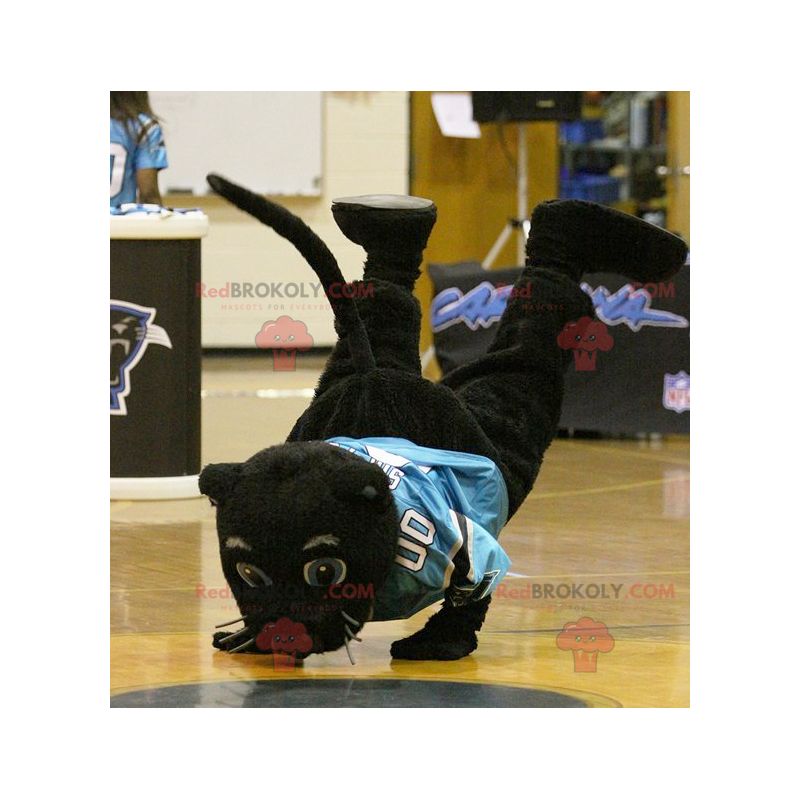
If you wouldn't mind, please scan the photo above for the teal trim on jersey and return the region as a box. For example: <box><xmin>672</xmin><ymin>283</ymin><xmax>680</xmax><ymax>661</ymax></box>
<box><xmin>327</xmin><ymin>437</ymin><xmax>511</xmax><ymax>621</ymax></box>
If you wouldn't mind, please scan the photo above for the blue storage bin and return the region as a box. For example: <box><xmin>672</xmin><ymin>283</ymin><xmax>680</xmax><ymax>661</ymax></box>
<box><xmin>560</xmin><ymin>174</ymin><xmax>621</xmax><ymax>204</ymax></box>
<box><xmin>559</xmin><ymin>119</ymin><xmax>605</xmax><ymax>145</ymax></box>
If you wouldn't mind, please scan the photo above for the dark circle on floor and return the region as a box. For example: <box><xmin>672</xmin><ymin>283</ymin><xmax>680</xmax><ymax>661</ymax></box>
<box><xmin>111</xmin><ymin>679</ymin><xmax>589</xmax><ymax>708</ymax></box>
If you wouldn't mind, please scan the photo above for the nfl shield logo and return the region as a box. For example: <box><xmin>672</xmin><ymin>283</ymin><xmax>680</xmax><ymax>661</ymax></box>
<box><xmin>663</xmin><ymin>371</ymin><xmax>690</xmax><ymax>413</ymax></box>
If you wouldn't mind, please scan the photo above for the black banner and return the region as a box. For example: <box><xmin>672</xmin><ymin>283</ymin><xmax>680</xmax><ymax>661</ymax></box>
<box><xmin>110</xmin><ymin>239</ymin><xmax>202</xmax><ymax>477</ymax></box>
<box><xmin>428</xmin><ymin>261</ymin><xmax>690</xmax><ymax>435</ymax></box>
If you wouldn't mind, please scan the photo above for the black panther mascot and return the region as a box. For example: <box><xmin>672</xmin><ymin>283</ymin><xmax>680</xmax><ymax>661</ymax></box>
<box><xmin>200</xmin><ymin>174</ymin><xmax>686</xmax><ymax>662</ymax></box>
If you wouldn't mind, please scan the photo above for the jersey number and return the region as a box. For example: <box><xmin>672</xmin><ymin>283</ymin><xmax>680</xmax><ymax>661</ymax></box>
<box><xmin>394</xmin><ymin>509</ymin><xmax>435</xmax><ymax>572</ymax></box>
<box><xmin>110</xmin><ymin>143</ymin><xmax>127</xmax><ymax>199</ymax></box>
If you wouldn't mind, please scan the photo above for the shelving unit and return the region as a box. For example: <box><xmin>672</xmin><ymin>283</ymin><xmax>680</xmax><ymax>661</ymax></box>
<box><xmin>559</xmin><ymin>91</ymin><xmax>669</xmax><ymax>226</ymax></box>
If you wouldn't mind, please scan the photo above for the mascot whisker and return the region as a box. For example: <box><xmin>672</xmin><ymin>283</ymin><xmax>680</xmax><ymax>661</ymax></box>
<box><xmin>200</xmin><ymin>173</ymin><xmax>687</xmax><ymax>662</ymax></box>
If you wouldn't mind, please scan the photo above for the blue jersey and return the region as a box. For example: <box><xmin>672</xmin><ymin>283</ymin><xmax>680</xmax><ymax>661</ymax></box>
<box><xmin>327</xmin><ymin>437</ymin><xmax>511</xmax><ymax>620</ymax></box>
<box><xmin>110</xmin><ymin>115</ymin><xmax>167</xmax><ymax>206</ymax></box>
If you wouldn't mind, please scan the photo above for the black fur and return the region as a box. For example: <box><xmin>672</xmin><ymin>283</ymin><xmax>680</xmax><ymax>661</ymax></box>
<box><xmin>200</xmin><ymin>174</ymin><xmax>687</xmax><ymax>661</ymax></box>
<box><xmin>201</xmin><ymin>442</ymin><xmax>397</xmax><ymax>656</ymax></box>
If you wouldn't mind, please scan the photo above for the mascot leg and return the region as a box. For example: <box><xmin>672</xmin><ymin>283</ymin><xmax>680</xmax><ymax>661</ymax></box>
<box><xmin>391</xmin><ymin>201</ymin><xmax>687</xmax><ymax>661</ymax></box>
<box><xmin>441</xmin><ymin>200</ymin><xmax>688</xmax><ymax>518</ymax></box>
<box><xmin>288</xmin><ymin>195</ymin><xmax>438</xmax><ymax>440</ymax></box>
<box><xmin>324</xmin><ymin>194</ymin><xmax>436</xmax><ymax>377</ymax></box>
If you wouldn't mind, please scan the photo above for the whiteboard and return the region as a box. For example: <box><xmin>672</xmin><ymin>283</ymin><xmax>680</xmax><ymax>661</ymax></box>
<box><xmin>149</xmin><ymin>91</ymin><xmax>323</xmax><ymax>196</ymax></box>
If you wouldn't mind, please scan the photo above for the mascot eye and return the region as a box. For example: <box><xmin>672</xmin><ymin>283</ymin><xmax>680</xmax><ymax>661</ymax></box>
<box><xmin>574</xmin><ymin>334</ymin><xmax>581</xmax><ymax>341</ymax></box>
<box><xmin>288</xmin><ymin>334</ymin><xmax>295</xmax><ymax>341</ymax></box>
<box><xmin>589</xmin><ymin>334</ymin><xmax>596</xmax><ymax>341</ymax></box>
<box><xmin>303</xmin><ymin>557</ymin><xmax>347</xmax><ymax>587</ymax></box>
<box><xmin>274</xmin><ymin>334</ymin><xmax>281</xmax><ymax>341</ymax></box>
<box><xmin>236</xmin><ymin>562</ymin><xmax>273</xmax><ymax>588</ymax></box>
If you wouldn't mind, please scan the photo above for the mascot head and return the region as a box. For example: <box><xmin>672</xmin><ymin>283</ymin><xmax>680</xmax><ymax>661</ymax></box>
<box><xmin>199</xmin><ymin>442</ymin><xmax>398</xmax><ymax>661</ymax></box>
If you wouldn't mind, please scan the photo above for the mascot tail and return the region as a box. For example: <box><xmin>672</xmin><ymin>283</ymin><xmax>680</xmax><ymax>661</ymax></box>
<box><xmin>206</xmin><ymin>173</ymin><xmax>375</xmax><ymax>373</ymax></box>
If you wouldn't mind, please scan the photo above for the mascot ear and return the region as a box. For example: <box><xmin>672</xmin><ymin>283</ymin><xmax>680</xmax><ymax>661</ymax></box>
<box><xmin>359</xmin><ymin>480</ymin><xmax>394</xmax><ymax>511</ymax></box>
<box><xmin>198</xmin><ymin>463</ymin><xmax>243</xmax><ymax>506</ymax></box>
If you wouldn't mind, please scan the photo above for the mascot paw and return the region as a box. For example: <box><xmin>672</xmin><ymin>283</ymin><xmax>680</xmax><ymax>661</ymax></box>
<box><xmin>391</xmin><ymin>597</ymin><xmax>490</xmax><ymax>660</ymax></box>
<box><xmin>390</xmin><ymin>629</ymin><xmax>478</xmax><ymax>661</ymax></box>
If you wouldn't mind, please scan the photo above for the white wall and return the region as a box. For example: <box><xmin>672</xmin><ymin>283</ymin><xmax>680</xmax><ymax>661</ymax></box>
<box><xmin>166</xmin><ymin>91</ymin><xmax>410</xmax><ymax>348</ymax></box>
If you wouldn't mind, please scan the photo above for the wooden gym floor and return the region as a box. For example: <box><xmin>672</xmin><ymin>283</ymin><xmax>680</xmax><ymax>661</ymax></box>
<box><xmin>110</xmin><ymin>355</ymin><xmax>689</xmax><ymax>708</ymax></box>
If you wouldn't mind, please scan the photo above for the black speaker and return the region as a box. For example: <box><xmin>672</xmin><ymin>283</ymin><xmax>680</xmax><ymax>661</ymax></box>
<box><xmin>471</xmin><ymin>92</ymin><xmax>583</xmax><ymax>123</ymax></box>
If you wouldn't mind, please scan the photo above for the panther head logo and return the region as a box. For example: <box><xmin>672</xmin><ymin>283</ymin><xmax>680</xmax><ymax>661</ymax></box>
<box><xmin>110</xmin><ymin>301</ymin><xmax>172</xmax><ymax>415</ymax></box>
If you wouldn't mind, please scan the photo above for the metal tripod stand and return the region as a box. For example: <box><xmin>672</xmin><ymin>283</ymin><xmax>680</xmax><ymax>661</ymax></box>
<box><xmin>482</xmin><ymin>122</ymin><xmax>531</xmax><ymax>268</ymax></box>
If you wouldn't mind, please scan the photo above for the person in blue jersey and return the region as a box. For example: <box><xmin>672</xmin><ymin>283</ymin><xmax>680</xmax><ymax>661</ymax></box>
<box><xmin>199</xmin><ymin>175</ymin><xmax>687</xmax><ymax>662</ymax></box>
<box><xmin>110</xmin><ymin>91</ymin><xmax>167</xmax><ymax>206</ymax></box>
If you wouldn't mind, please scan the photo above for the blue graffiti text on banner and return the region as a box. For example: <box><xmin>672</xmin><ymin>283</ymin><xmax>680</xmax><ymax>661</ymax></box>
<box><xmin>582</xmin><ymin>283</ymin><xmax>688</xmax><ymax>332</ymax></box>
<box><xmin>431</xmin><ymin>282</ymin><xmax>513</xmax><ymax>332</ymax></box>
<box><xmin>110</xmin><ymin>300</ymin><xmax>173</xmax><ymax>415</ymax></box>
